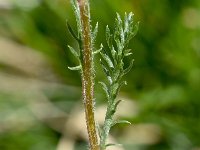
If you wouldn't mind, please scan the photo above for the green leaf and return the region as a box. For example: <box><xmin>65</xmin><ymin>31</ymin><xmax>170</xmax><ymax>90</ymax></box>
<box><xmin>68</xmin><ymin>45</ymin><xmax>79</xmax><ymax>59</ymax></box>
<box><xmin>106</xmin><ymin>25</ymin><xmax>112</xmax><ymax>50</ymax></box>
<box><xmin>92</xmin><ymin>22</ymin><xmax>98</xmax><ymax>44</ymax></box>
<box><xmin>106</xmin><ymin>143</ymin><xmax>122</xmax><ymax>147</ymax></box>
<box><xmin>111</xmin><ymin>45</ymin><xmax>117</xmax><ymax>65</ymax></box>
<box><xmin>70</xmin><ymin>0</ymin><xmax>82</xmax><ymax>37</ymax></box>
<box><xmin>112</xmin><ymin>120</ymin><xmax>131</xmax><ymax>127</ymax></box>
<box><xmin>123</xmin><ymin>13</ymin><xmax>138</xmax><ymax>46</ymax></box>
<box><xmin>99</xmin><ymin>12</ymin><xmax>138</xmax><ymax>149</ymax></box>
<box><xmin>124</xmin><ymin>12</ymin><xmax>134</xmax><ymax>32</ymax></box>
<box><xmin>67</xmin><ymin>22</ymin><xmax>80</xmax><ymax>42</ymax></box>
<box><xmin>103</xmin><ymin>118</ymin><xmax>113</xmax><ymax>139</ymax></box>
<box><xmin>99</xmin><ymin>82</ymin><xmax>109</xmax><ymax>99</ymax></box>
<box><xmin>111</xmin><ymin>83</ymin><xmax>119</xmax><ymax>99</ymax></box>
<box><xmin>113</xmin><ymin>69</ymin><xmax>120</xmax><ymax>82</ymax></box>
<box><xmin>114</xmin><ymin>100</ymin><xmax>123</xmax><ymax>111</ymax></box>
<box><xmin>128</xmin><ymin>12</ymin><xmax>134</xmax><ymax>21</ymax></box>
<box><xmin>100</xmin><ymin>61</ymin><xmax>113</xmax><ymax>85</ymax></box>
<box><xmin>114</xmin><ymin>38</ymin><xmax>123</xmax><ymax>58</ymax></box>
<box><xmin>100</xmin><ymin>59</ymin><xmax>109</xmax><ymax>76</ymax></box>
<box><xmin>100</xmin><ymin>52</ymin><xmax>114</xmax><ymax>68</ymax></box>
<box><xmin>93</xmin><ymin>44</ymin><xmax>103</xmax><ymax>55</ymax></box>
<box><xmin>130</xmin><ymin>21</ymin><xmax>139</xmax><ymax>38</ymax></box>
<box><xmin>124</xmin><ymin>49</ymin><xmax>132</xmax><ymax>57</ymax></box>
<box><xmin>97</xmin><ymin>123</ymin><xmax>102</xmax><ymax>139</ymax></box>
<box><xmin>124</xmin><ymin>12</ymin><xmax>129</xmax><ymax>34</ymax></box>
<box><xmin>116</xmin><ymin>13</ymin><xmax>124</xmax><ymax>44</ymax></box>
<box><xmin>116</xmin><ymin>13</ymin><xmax>123</xmax><ymax>31</ymax></box>
<box><xmin>114</xmin><ymin>13</ymin><xmax>122</xmax><ymax>43</ymax></box>
<box><xmin>126</xmin><ymin>21</ymin><xmax>139</xmax><ymax>44</ymax></box>
<box><xmin>123</xmin><ymin>59</ymin><xmax>134</xmax><ymax>75</ymax></box>
<box><xmin>116</xmin><ymin>81</ymin><xmax>127</xmax><ymax>95</ymax></box>
<box><xmin>68</xmin><ymin>65</ymin><xmax>82</xmax><ymax>71</ymax></box>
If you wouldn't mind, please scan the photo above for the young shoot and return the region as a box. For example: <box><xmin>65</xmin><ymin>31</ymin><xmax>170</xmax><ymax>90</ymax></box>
<box><xmin>67</xmin><ymin>0</ymin><xmax>138</xmax><ymax>149</ymax></box>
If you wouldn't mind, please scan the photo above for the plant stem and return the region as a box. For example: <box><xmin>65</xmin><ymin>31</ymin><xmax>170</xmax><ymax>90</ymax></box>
<box><xmin>77</xmin><ymin>0</ymin><xmax>99</xmax><ymax>149</ymax></box>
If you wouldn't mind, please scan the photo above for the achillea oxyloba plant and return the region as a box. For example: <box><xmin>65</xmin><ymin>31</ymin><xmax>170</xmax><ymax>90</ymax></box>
<box><xmin>67</xmin><ymin>0</ymin><xmax>139</xmax><ymax>149</ymax></box>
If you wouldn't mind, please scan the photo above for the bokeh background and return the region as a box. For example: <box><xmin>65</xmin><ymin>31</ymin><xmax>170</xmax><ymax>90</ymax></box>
<box><xmin>0</xmin><ymin>0</ymin><xmax>200</xmax><ymax>150</ymax></box>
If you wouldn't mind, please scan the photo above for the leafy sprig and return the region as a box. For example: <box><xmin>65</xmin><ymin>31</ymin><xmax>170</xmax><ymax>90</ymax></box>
<box><xmin>67</xmin><ymin>0</ymin><xmax>138</xmax><ymax>149</ymax></box>
<box><xmin>67</xmin><ymin>0</ymin><xmax>102</xmax><ymax>73</ymax></box>
<box><xmin>99</xmin><ymin>12</ymin><xmax>139</xmax><ymax>149</ymax></box>
<box><xmin>67</xmin><ymin>0</ymin><xmax>101</xmax><ymax>149</ymax></box>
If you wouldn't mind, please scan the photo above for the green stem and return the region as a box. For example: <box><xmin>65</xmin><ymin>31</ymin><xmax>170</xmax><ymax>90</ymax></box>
<box><xmin>77</xmin><ymin>0</ymin><xmax>99</xmax><ymax>149</ymax></box>
<box><xmin>100</xmin><ymin>114</ymin><xmax>113</xmax><ymax>149</ymax></box>
<box><xmin>100</xmin><ymin>90</ymin><xmax>115</xmax><ymax>149</ymax></box>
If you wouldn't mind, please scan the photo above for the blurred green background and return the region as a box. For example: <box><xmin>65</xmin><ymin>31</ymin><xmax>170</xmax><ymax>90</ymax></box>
<box><xmin>0</xmin><ymin>0</ymin><xmax>200</xmax><ymax>150</ymax></box>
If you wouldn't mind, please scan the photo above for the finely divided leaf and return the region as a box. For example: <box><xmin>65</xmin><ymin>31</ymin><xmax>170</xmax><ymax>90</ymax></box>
<box><xmin>99</xmin><ymin>12</ymin><xmax>138</xmax><ymax>149</ymax></box>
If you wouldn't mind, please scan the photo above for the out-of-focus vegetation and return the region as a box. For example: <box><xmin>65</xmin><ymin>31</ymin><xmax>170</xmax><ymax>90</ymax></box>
<box><xmin>0</xmin><ymin>0</ymin><xmax>200</xmax><ymax>150</ymax></box>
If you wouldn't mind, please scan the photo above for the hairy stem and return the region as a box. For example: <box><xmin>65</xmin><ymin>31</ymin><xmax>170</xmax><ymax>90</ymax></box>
<box><xmin>77</xmin><ymin>0</ymin><xmax>99</xmax><ymax>149</ymax></box>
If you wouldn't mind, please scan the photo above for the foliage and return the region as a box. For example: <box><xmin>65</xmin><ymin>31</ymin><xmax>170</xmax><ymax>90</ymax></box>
<box><xmin>99</xmin><ymin>13</ymin><xmax>138</xmax><ymax>149</ymax></box>
<box><xmin>0</xmin><ymin>0</ymin><xmax>200</xmax><ymax>149</ymax></box>
<box><xmin>67</xmin><ymin>0</ymin><xmax>138</xmax><ymax>149</ymax></box>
